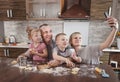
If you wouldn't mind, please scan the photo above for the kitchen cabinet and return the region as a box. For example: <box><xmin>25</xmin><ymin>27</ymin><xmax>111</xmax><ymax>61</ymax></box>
<box><xmin>0</xmin><ymin>48</ymin><xmax>28</xmax><ymax>58</ymax></box>
<box><xmin>59</xmin><ymin>0</ymin><xmax>91</xmax><ymax>19</ymax></box>
<box><xmin>0</xmin><ymin>0</ymin><xmax>26</xmax><ymax>20</ymax></box>
<box><xmin>26</xmin><ymin>0</ymin><xmax>60</xmax><ymax>20</ymax></box>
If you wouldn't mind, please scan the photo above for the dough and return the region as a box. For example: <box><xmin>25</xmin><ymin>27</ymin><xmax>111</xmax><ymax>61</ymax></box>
<box><xmin>37</xmin><ymin>64</ymin><xmax>50</xmax><ymax>70</ymax></box>
<box><xmin>71</xmin><ymin>67</ymin><xmax>80</xmax><ymax>74</ymax></box>
<box><xmin>11</xmin><ymin>60</ymin><xmax>17</xmax><ymax>65</ymax></box>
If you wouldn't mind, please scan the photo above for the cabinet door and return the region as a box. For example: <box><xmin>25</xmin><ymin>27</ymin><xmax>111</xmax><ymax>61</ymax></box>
<box><xmin>8</xmin><ymin>48</ymin><xmax>28</xmax><ymax>58</ymax></box>
<box><xmin>0</xmin><ymin>0</ymin><xmax>26</xmax><ymax>20</ymax></box>
<box><xmin>0</xmin><ymin>48</ymin><xmax>6</xmax><ymax>57</ymax></box>
<box><xmin>0</xmin><ymin>1</ymin><xmax>10</xmax><ymax>20</ymax></box>
<box><xmin>0</xmin><ymin>9</ymin><xmax>9</xmax><ymax>20</ymax></box>
<box><xmin>26</xmin><ymin>0</ymin><xmax>60</xmax><ymax>20</ymax></box>
<box><xmin>9</xmin><ymin>0</ymin><xmax>26</xmax><ymax>20</ymax></box>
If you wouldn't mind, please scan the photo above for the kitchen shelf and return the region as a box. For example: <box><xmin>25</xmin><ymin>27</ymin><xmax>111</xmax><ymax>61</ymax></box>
<box><xmin>26</xmin><ymin>18</ymin><xmax>62</xmax><ymax>21</ymax></box>
<box><xmin>28</xmin><ymin>0</ymin><xmax>57</xmax><ymax>3</ymax></box>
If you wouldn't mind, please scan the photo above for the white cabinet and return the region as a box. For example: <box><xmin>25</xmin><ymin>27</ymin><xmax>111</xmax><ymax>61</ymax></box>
<box><xmin>26</xmin><ymin>0</ymin><xmax>60</xmax><ymax>20</ymax></box>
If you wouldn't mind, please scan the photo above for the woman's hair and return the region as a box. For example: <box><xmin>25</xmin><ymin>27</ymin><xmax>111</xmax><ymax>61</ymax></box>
<box><xmin>26</xmin><ymin>27</ymin><xmax>40</xmax><ymax>40</ymax></box>
<box><xmin>55</xmin><ymin>33</ymin><xmax>66</xmax><ymax>41</ymax></box>
<box><xmin>69</xmin><ymin>32</ymin><xmax>81</xmax><ymax>47</ymax></box>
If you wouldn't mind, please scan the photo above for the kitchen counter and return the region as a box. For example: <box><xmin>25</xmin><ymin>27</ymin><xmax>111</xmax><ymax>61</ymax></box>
<box><xmin>103</xmin><ymin>48</ymin><xmax>120</xmax><ymax>52</ymax></box>
<box><xmin>0</xmin><ymin>43</ymin><xmax>29</xmax><ymax>48</ymax></box>
<box><xmin>103</xmin><ymin>48</ymin><xmax>120</xmax><ymax>67</ymax></box>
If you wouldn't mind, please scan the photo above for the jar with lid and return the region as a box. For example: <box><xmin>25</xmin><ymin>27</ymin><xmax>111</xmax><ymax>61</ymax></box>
<box><xmin>9</xmin><ymin>35</ymin><xmax>16</xmax><ymax>45</ymax></box>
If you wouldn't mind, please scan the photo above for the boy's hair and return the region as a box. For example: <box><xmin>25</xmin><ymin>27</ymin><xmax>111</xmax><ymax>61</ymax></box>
<box><xmin>55</xmin><ymin>33</ymin><xmax>67</xmax><ymax>41</ymax></box>
<box><xmin>26</xmin><ymin>27</ymin><xmax>40</xmax><ymax>40</ymax></box>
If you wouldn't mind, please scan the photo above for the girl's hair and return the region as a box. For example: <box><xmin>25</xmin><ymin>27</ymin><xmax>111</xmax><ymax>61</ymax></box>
<box><xmin>55</xmin><ymin>33</ymin><xmax>66</xmax><ymax>41</ymax></box>
<box><xmin>69</xmin><ymin>32</ymin><xmax>81</xmax><ymax>47</ymax></box>
<box><xmin>26</xmin><ymin>27</ymin><xmax>40</xmax><ymax>40</ymax></box>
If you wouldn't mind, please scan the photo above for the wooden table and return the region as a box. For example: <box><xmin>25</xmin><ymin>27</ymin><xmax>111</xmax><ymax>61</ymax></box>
<box><xmin>0</xmin><ymin>57</ymin><xmax>119</xmax><ymax>82</ymax></box>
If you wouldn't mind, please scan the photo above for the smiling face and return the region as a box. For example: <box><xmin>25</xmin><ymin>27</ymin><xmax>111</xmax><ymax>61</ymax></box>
<box><xmin>40</xmin><ymin>25</ymin><xmax>53</xmax><ymax>44</ymax></box>
<box><xmin>56</xmin><ymin>33</ymin><xmax>68</xmax><ymax>49</ymax></box>
<box><xmin>31</xmin><ymin>31</ymin><xmax>42</xmax><ymax>43</ymax></box>
<box><xmin>69</xmin><ymin>32</ymin><xmax>82</xmax><ymax>48</ymax></box>
<box><xmin>30</xmin><ymin>29</ymin><xmax>42</xmax><ymax>43</ymax></box>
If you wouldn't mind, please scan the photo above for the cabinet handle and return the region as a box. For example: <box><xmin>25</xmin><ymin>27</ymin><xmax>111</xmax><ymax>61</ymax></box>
<box><xmin>7</xmin><ymin>49</ymin><xmax>9</xmax><ymax>56</ymax></box>
<box><xmin>40</xmin><ymin>9</ymin><xmax>42</xmax><ymax>17</ymax></box>
<box><xmin>42</xmin><ymin>8</ymin><xmax>46</xmax><ymax>17</ymax></box>
<box><xmin>4</xmin><ymin>49</ymin><xmax>7</xmax><ymax>56</ymax></box>
<box><xmin>10</xmin><ymin>9</ymin><xmax>13</xmax><ymax>18</ymax></box>
<box><xmin>7</xmin><ymin>10</ymin><xmax>10</xmax><ymax>17</ymax></box>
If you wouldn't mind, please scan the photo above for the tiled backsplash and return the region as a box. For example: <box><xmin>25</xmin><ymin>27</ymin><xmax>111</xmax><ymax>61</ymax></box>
<box><xmin>3</xmin><ymin>20</ymin><xmax>111</xmax><ymax>45</ymax></box>
<box><xmin>4</xmin><ymin>21</ymin><xmax>63</xmax><ymax>43</ymax></box>
<box><xmin>0</xmin><ymin>21</ymin><xmax>4</xmax><ymax>42</ymax></box>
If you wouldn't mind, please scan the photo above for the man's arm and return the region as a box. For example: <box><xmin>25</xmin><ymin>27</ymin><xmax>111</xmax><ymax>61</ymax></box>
<box><xmin>100</xmin><ymin>17</ymin><xmax>118</xmax><ymax>50</ymax></box>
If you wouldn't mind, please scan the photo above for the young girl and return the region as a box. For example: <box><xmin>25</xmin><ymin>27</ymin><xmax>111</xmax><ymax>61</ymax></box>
<box><xmin>18</xmin><ymin>27</ymin><xmax>47</xmax><ymax>64</ymax></box>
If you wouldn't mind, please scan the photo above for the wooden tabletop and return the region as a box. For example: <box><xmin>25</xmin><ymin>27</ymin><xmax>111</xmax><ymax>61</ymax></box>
<box><xmin>0</xmin><ymin>57</ymin><xmax>119</xmax><ymax>82</ymax></box>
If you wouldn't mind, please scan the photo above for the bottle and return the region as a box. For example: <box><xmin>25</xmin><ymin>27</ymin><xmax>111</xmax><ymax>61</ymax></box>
<box><xmin>9</xmin><ymin>35</ymin><xmax>16</xmax><ymax>45</ymax></box>
<box><xmin>5</xmin><ymin>36</ymin><xmax>9</xmax><ymax>44</ymax></box>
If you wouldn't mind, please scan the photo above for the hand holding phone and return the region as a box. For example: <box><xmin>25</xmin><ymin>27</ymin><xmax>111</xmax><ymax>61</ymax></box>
<box><xmin>104</xmin><ymin>12</ymin><xmax>109</xmax><ymax>18</ymax></box>
<box><xmin>104</xmin><ymin>7</ymin><xmax>112</xmax><ymax>18</ymax></box>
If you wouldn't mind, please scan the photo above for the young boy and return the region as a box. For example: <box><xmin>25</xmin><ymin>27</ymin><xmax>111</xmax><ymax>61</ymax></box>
<box><xmin>52</xmin><ymin>33</ymin><xmax>82</xmax><ymax>67</ymax></box>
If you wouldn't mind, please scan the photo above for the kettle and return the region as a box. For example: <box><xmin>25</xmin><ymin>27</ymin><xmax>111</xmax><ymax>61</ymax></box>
<box><xmin>9</xmin><ymin>35</ymin><xmax>16</xmax><ymax>44</ymax></box>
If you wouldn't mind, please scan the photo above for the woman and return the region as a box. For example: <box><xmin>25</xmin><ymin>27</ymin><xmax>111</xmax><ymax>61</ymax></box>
<box><xmin>69</xmin><ymin>17</ymin><xmax>118</xmax><ymax>64</ymax></box>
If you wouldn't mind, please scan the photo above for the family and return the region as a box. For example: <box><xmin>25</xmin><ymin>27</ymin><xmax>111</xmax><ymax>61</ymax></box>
<box><xmin>17</xmin><ymin>17</ymin><xmax>118</xmax><ymax>67</ymax></box>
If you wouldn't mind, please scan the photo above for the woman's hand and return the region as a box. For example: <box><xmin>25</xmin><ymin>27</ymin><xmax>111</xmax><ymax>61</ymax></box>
<box><xmin>100</xmin><ymin>17</ymin><xmax>118</xmax><ymax>50</ymax></box>
<box><xmin>71</xmin><ymin>54</ymin><xmax>82</xmax><ymax>63</ymax></box>
<box><xmin>107</xmin><ymin>17</ymin><xmax>118</xmax><ymax>29</ymax></box>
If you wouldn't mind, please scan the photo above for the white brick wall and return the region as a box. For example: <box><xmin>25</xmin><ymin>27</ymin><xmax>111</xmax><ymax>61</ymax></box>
<box><xmin>4</xmin><ymin>20</ymin><xmax>112</xmax><ymax>45</ymax></box>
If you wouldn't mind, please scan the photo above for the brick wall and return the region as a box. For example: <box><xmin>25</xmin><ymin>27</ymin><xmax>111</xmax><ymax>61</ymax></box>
<box><xmin>91</xmin><ymin>0</ymin><xmax>112</xmax><ymax>20</ymax></box>
<box><xmin>100</xmin><ymin>52</ymin><xmax>109</xmax><ymax>64</ymax></box>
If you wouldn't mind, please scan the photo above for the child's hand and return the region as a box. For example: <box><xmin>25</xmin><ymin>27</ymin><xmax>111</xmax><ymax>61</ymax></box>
<box><xmin>65</xmin><ymin>58</ymin><xmax>75</xmax><ymax>67</ymax></box>
<box><xmin>29</xmin><ymin>49</ymin><xmax>38</xmax><ymax>55</ymax></box>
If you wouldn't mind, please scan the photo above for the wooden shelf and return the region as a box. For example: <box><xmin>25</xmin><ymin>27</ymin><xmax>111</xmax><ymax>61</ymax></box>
<box><xmin>28</xmin><ymin>1</ymin><xmax>57</xmax><ymax>4</ymax></box>
<box><xmin>26</xmin><ymin>18</ymin><xmax>62</xmax><ymax>21</ymax></box>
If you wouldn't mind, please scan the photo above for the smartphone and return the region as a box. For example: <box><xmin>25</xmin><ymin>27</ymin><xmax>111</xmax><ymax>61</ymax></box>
<box><xmin>104</xmin><ymin>12</ymin><xmax>109</xmax><ymax>18</ymax></box>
